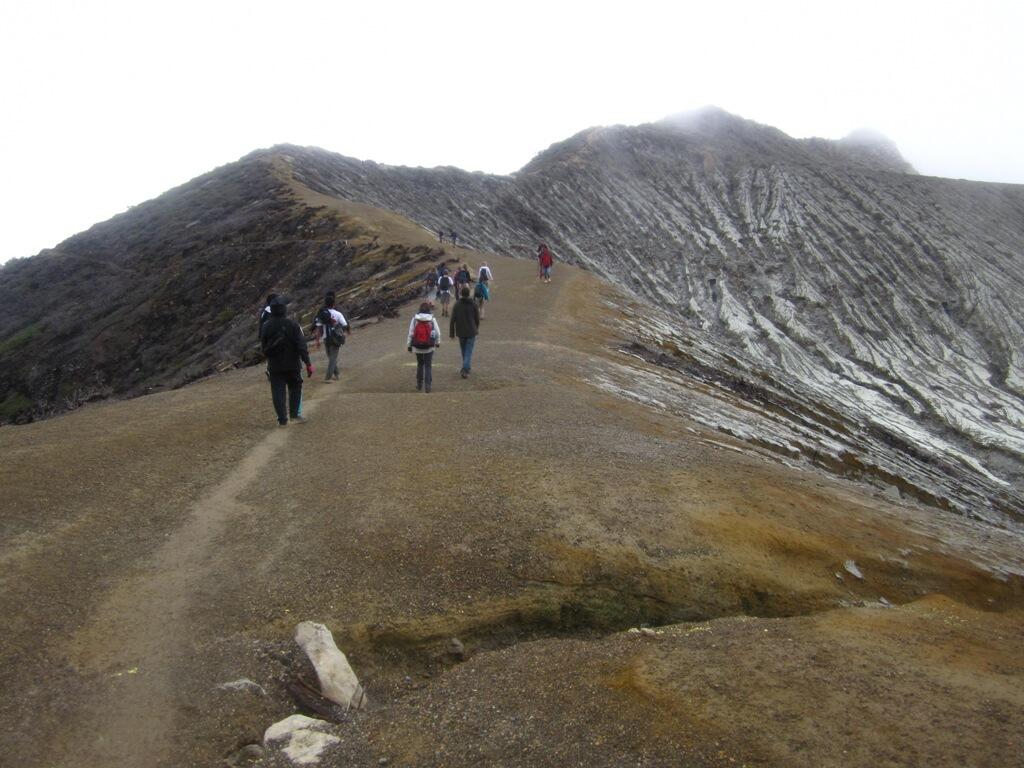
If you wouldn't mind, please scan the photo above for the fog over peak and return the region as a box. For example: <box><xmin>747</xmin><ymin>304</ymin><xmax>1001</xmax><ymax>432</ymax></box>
<box><xmin>1</xmin><ymin>1</ymin><xmax>1022</xmax><ymax>263</ymax></box>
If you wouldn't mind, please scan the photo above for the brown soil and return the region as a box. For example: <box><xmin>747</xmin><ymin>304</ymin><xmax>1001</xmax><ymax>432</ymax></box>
<box><xmin>1</xmin><ymin>207</ymin><xmax>1022</xmax><ymax>767</ymax></box>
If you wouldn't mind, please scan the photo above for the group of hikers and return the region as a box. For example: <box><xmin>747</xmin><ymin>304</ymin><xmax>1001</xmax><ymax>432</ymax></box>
<box><xmin>423</xmin><ymin>261</ymin><xmax>493</xmax><ymax>318</ymax></box>
<box><xmin>257</xmin><ymin>246</ymin><xmax>552</xmax><ymax>425</ymax></box>
<box><xmin>257</xmin><ymin>291</ymin><xmax>352</xmax><ymax>425</ymax></box>
<box><xmin>409</xmin><ymin>261</ymin><xmax>488</xmax><ymax>392</ymax></box>
<box><xmin>437</xmin><ymin>228</ymin><xmax>459</xmax><ymax>245</ymax></box>
<box><xmin>406</xmin><ymin>283</ymin><xmax>480</xmax><ymax>393</ymax></box>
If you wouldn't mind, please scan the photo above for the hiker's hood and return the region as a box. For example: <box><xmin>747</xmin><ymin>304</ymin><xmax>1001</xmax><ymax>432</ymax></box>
<box><xmin>414</xmin><ymin>312</ymin><xmax>435</xmax><ymax>321</ymax></box>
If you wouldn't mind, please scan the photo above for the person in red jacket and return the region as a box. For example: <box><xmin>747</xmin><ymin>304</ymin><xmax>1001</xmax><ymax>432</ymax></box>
<box><xmin>537</xmin><ymin>244</ymin><xmax>554</xmax><ymax>283</ymax></box>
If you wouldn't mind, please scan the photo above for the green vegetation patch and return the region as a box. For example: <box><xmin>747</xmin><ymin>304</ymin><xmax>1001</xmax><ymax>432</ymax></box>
<box><xmin>0</xmin><ymin>392</ymin><xmax>32</xmax><ymax>420</ymax></box>
<box><xmin>0</xmin><ymin>322</ymin><xmax>43</xmax><ymax>355</ymax></box>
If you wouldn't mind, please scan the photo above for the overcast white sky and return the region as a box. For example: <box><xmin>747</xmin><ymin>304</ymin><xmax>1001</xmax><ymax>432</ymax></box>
<box><xmin>1</xmin><ymin>0</ymin><xmax>1021</xmax><ymax>264</ymax></box>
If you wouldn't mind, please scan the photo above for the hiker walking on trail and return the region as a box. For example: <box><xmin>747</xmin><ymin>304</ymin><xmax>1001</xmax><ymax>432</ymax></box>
<box><xmin>450</xmin><ymin>287</ymin><xmax>480</xmax><ymax>378</ymax></box>
<box><xmin>455</xmin><ymin>263</ymin><xmax>472</xmax><ymax>294</ymax></box>
<box><xmin>437</xmin><ymin>228</ymin><xmax>445</xmax><ymax>243</ymax></box>
<box><xmin>537</xmin><ymin>244</ymin><xmax>554</xmax><ymax>283</ymax></box>
<box><xmin>423</xmin><ymin>266</ymin><xmax>438</xmax><ymax>297</ymax></box>
<box><xmin>436</xmin><ymin>270</ymin><xmax>455</xmax><ymax>317</ymax></box>
<box><xmin>450</xmin><ymin>230</ymin><xmax>459</xmax><ymax>246</ymax></box>
<box><xmin>407</xmin><ymin>302</ymin><xmax>441</xmax><ymax>393</ymax></box>
<box><xmin>473</xmin><ymin>279</ymin><xmax>490</xmax><ymax>319</ymax></box>
<box><xmin>258</xmin><ymin>293</ymin><xmax>277</xmax><ymax>337</ymax></box>
<box><xmin>314</xmin><ymin>293</ymin><xmax>349</xmax><ymax>382</ymax></box>
<box><xmin>260</xmin><ymin>296</ymin><xmax>313</xmax><ymax>426</ymax></box>
<box><xmin>477</xmin><ymin>262</ymin><xmax>493</xmax><ymax>287</ymax></box>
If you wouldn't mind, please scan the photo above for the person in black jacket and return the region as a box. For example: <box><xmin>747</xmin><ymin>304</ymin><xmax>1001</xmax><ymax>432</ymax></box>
<box><xmin>259</xmin><ymin>296</ymin><xmax>313</xmax><ymax>426</ymax></box>
<box><xmin>449</xmin><ymin>287</ymin><xmax>480</xmax><ymax>378</ymax></box>
<box><xmin>258</xmin><ymin>293</ymin><xmax>277</xmax><ymax>337</ymax></box>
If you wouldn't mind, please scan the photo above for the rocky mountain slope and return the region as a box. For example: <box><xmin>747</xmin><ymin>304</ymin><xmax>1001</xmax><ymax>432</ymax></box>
<box><xmin>264</xmin><ymin>109</ymin><xmax>1024</xmax><ymax>521</ymax></box>
<box><xmin>2</xmin><ymin>107</ymin><xmax>1022</xmax><ymax>523</ymax></box>
<box><xmin>0</xmin><ymin>158</ymin><xmax>441</xmax><ymax>421</ymax></box>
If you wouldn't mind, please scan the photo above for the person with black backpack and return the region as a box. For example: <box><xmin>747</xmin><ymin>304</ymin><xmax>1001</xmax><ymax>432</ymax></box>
<box><xmin>259</xmin><ymin>296</ymin><xmax>313</xmax><ymax>426</ymax></box>
<box><xmin>455</xmin><ymin>263</ymin><xmax>472</xmax><ymax>295</ymax></box>
<box><xmin>314</xmin><ymin>293</ymin><xmax>349</xmax><ymax>382</ymax></box>
<box><xmin>436</xmin><ymin>270</ymin><xmax>455</xmax><ymax>317</ymax></box>
<box><xmin>406</xmin><ymin>301</ymin><xmax>441</xmax><ymax>393</ymax></box>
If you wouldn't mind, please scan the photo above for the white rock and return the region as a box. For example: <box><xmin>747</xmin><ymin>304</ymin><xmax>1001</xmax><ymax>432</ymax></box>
<box><xmin>264</xmin><ymin>714</ymin><xmax>340</xmax><ymax>765</ymax></box>
<box><xmin>294</xmin><ymin>621</ymin><xmax>368</xmax><ymax>710</ymax></box>
<box><xmin>265</xmin><ymin>714</ymin><xmax>328</xmax><ymax>743</ymax></box>
<box><xmin>844</xmin><ymin>560</ymin><xmax>864</xmax><ymax>580</ymax></box>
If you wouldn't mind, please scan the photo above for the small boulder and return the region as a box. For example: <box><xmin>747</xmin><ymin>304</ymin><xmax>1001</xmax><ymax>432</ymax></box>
<box><xmin>447</xmin><ymin>637</ymin><xmax>466</xmax><ymax>661</ymax></box>
<box><xmin>294</xmin><ymin>621</ymin><xmax>368</xmax><ymax>710</ymax></box>
<box><xmin>264</xmin><ymin>714</ymin><xmax>340</xmax><ymax>765</ymax></box>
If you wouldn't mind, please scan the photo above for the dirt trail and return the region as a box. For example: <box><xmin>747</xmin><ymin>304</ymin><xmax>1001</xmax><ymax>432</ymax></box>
<box><xmin>24</xmin><ymin>250</ymin><xmax>573</xmax><ymax>767</ymax></box>
<box><xmin>2</xmin><ymin>243</ymin><xmax>1023</xmax><ymax>768</ymax></box>
<box><xmin>60</xmin><ymin>416</ymin><xmax>309</xmax><ymax>765</ymax></box>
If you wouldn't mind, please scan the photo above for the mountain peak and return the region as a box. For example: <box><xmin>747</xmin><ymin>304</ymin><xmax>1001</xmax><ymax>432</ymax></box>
<box><xmin>656</xmin><ymin>105</ymin><xmax>784</xmax><ymax>138</ymax></box>
<box><xmin>802</xmin><ymin>128</ymin><xmax>916</xmax><ymax>174</ymax></box>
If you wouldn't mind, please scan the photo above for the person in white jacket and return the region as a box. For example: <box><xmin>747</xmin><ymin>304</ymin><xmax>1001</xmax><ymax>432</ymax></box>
<box><xmin>406</xmin><ymin>302</ymin><xmax>442</xmax><ymax>393</ymax></box>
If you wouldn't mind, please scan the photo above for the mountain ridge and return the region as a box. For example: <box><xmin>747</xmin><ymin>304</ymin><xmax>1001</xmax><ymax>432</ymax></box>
<box><xmin>2</xmin><ymin>109</ymin><xmax>1022</xmax><ymax>523</ymax></box>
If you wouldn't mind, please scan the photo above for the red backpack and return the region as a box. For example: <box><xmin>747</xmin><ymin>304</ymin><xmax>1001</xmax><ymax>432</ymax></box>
<box><xmin>412</xmin><ymin>318</ymin><xmax>434</xmax><ymax>349</ymax></box>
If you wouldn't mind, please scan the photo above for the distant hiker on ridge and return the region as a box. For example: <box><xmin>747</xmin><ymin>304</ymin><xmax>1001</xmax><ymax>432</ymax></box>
<box><xmin>407</xmin><ymin>301</ymin><xmax>441</xmax><ymax>393</ymax></box>
<box><xmin>537</xmin><ymin>244</ymin><xmax>554</xmax><ymax>283</ymax></box>
<box><xmin>314</xmin><ymin>292</ymin><xmax>349</xmax><ymax>382</ymax></box>
<box><xmin>450</xmin><ymin>230</ymin><xmax>459</xmax><ymax>246</ymax></box>
<box><xmin>437</xmin><ymin>228</ymin><xmax>445</xmax><ymax>243</ymax></box>
<box><xmin>450</xmin><ymin>286</ymin><xmax>480</xmax><ymax>378</ymax></box>
<box><xmin>260</xmin><ymin>296</ymin><xmax>313</xmax><ymax>426</ymax></box>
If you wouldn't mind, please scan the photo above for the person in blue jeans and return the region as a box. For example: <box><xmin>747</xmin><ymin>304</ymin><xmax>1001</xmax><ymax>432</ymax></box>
<box><xmin>449</xmin><ymin>287</ymin><xmax>480</xmax><ymax>378</ymax></box>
